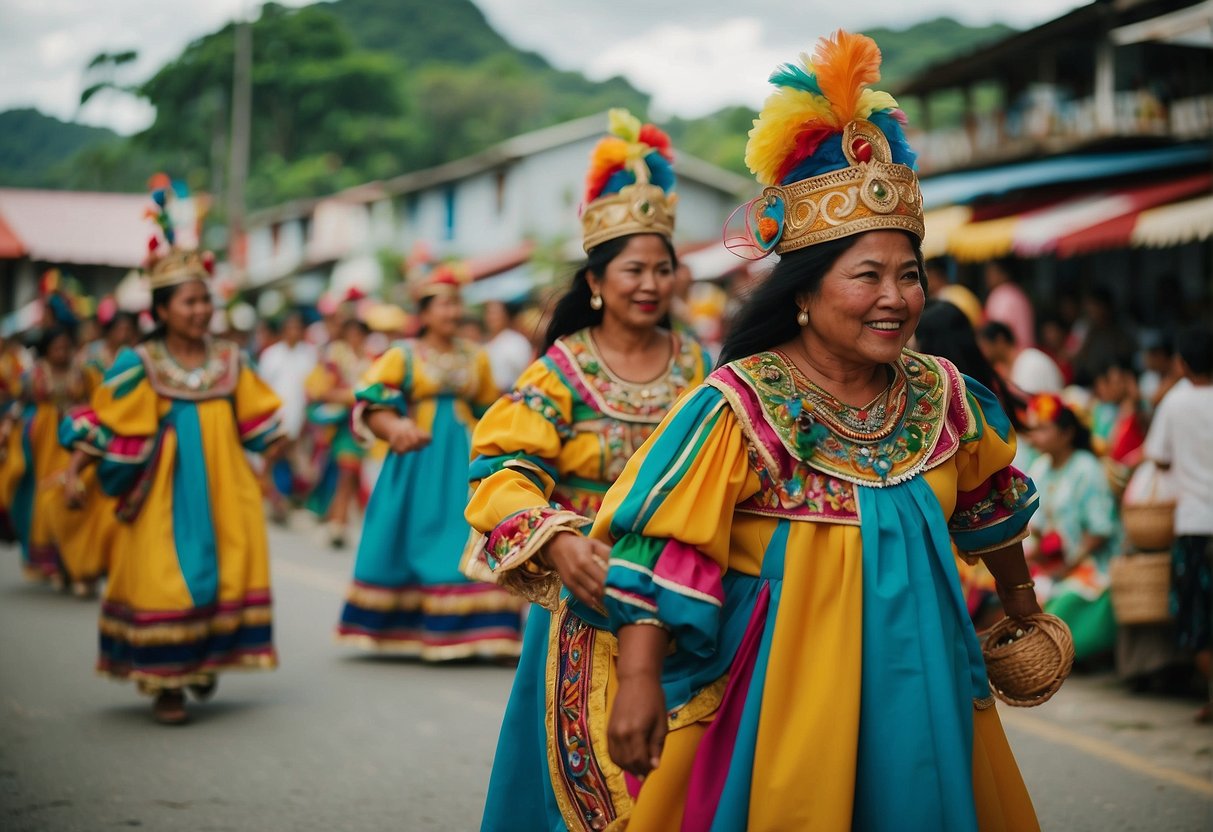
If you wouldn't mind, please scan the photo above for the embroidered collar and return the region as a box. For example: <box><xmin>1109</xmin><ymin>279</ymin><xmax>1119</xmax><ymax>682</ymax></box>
<box><xmin>711</xmin><ymin>349</ymin><xmax>965</xmax><ymax>487</ymax></box>
<box><xmin>138</xmin><ymin>337</ymin><xmax>241</xmax><ymax>400</ymax></box>
<box><xmin>547</xmin><ymin>328</ymin><xmax>700</xmax><ymax>424</ymax></box>
<box><xmin>32</xmin><ymin>360</ymin><xmax>87</xmax><ymax>408</ymax></box>
<box><xmin>408</xmin><ymin>337</ymin><xmax>482</xmax><ymax>397</ymax></box>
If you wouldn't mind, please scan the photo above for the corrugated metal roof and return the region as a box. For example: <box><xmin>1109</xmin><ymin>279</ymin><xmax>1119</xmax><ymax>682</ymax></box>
<box><xmin>0</xmin><ymin>189</ymin><xmax>149</xmax><ymax>267</ymax></box>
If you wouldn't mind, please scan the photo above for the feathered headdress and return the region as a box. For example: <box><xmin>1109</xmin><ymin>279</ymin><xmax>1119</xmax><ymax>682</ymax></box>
<box><xmin>580</xmin><ymin>109</ymin><xmax>678</xmax><ymax>252</ymax></box>
<box><xmin>729</xmin><ymin>31</ymin><xmax>924</xmax><ymax>258</ymax></box>
<box><xmin>142</xmin><ymin>173</ymin><xmax>214</xmax><ymax>291</ymax></box>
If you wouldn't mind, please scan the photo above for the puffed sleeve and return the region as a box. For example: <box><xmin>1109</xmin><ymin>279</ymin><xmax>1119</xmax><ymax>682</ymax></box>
<box><xmin>350</xmin><ymin>345</ymin><xmax>409</xmax><ymax>444</ymax></box>
<box><xmin>464</xmin><ymin>357</ymin><xmax>586</xmax><ymax>609</ymax></box>
<box><xmin>470</xmin><ymin>348</ymin><xmax>499</xmax><ymax>418</ymax></box>
<box><xmin>948</xmin><ymin>375</ymin><xmax>1039</xmax><ymax>556</ymax></box>
<box><xmin>65</xmin><ymin>347</ymin><xmax>162</xmax><ymax>498</ymax></box>
<box><xmin>234</xmin><ymin>356</ymin><xmax>285</xmax><ymax>452</ymax></box>
<box><xmin>593</xmin><ymin>384</ymin><xmax>759</xmax><ymax>658</ymax></box>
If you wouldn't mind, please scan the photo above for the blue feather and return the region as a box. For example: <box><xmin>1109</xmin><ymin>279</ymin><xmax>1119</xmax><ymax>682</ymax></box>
<box><xmin>601</xmin><ymin>169</ymin><xmax>636</xmax><ymax>197</ymax></box>
<box><xmin>777</xmin><ymin>112</ymin><xmax>918</xmax><ymax>184</ymax></box>
<box><xmin>769</xmin><ymin>62</ymin><xmax>823</xmax><ymax>96</ymax></box>
<box><xmin>645</xmin><ymin>152</ymin><xmax>676</xmax><ymax>194</ymax></box>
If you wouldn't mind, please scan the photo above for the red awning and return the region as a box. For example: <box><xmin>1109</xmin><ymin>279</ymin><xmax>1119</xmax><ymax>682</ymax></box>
<box><xmin>1050</xmin><ymin>173</ymin><xmax>1213</xmax><ymax>258</ymax></box>
<box><xmin>466</xmin><ymin>241</ymin><xmax>536</xmax><ymax>282</ymax></box>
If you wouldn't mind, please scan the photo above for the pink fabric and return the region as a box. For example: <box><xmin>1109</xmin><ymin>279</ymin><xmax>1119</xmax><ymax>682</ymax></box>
<box><xmin>985</xmin><ymin>282</ymin><xmax>1035</xmax><ymax>349</ymax></box>
<box><xmin>652</xmin><ymin>540</ymin><xmax>725</xmax><ymax>605</ymax></box>
<box><xmin>545</xmin><ymin>344</ymin><xmax>598</xmax><ymax>414</ymax></box>
<box><xmin>715</xmin><ymin>366</ymin><xmax>793</xmax><ymax>478</ymax></box>
<box><xmin>679</xmin><ymin>583</ymin><xmax>771</xmax><ymax>831</ymax></box>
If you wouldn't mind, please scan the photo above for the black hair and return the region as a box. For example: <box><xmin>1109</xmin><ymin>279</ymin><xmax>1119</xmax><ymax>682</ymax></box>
<box><xmin>140</xmin><ymin>284</ymin><xmax>181</xmax><ymax>343</ymax></box>
<box><xmin>102</xmin><ymin>311</ymin><xmax>137</xmax><ymax>337</ymax></box>
<box><xmin>1054</xmin><ymin>404</ymin><xmax>1092</xmax><ymax>454</ymax></box>
<box><xmin>717</xmin><ymin>232</ymin><xmax>925</xmax><ymax>367</ymax></box>
<box><xmin>543</xmin><ymin>233</ymin><xmax>677</xmax><ymax>353</ymax></box>
<box><xmin>915</xmin><ymin>300</ymin><xmax>1024</xmax><ymax>430</ymax></box>
<box><xmin>1092</xmin><ymin>355</ymin><xmax>1136</xmax><ymax>381</ymax></box>
<box><xmin>978</xmin><ymin>320</ymin><xmax>1016</xmax><ymax>346</ymax></box>
<box><xmin>1176</xmin><ymin>324</ymin><xmax>1213</xmax><ymax>377</ymax></box>
<box><xmin>341</xmin><ymin>317</ymin><xmax>370</xmax><ymax>336</ymax></box>
<box><xmin>37</xmin><ymin>326</ymin><xmax>76</xmax><ymax>359</ymax></box>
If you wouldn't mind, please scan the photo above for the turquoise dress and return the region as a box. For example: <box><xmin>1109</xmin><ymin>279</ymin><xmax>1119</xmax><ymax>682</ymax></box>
<box><xmin>335</xmin><ymin>338</ymin><xmax>523</xmax><ymax>660</ymax></box>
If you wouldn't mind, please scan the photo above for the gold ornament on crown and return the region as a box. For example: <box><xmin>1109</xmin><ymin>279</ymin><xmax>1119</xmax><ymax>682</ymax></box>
<box><xmin>759</xmin><ymin>119</ymin><xmax>924</xmax><ymax>255</ymax></box>
<box><xmin>146</xmin><ymin>248</ymin><xmax>212</xmax><ymax>291</ymax></box>
<box><xmin>580</xmin><ymin>165</ymin><xmax>678</xmax><ymax>253</ymax></box>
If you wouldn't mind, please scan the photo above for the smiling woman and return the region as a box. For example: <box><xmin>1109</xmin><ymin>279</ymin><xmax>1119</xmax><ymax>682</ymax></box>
<box><xmin>588</xmin><ymin>32</ymin><xmax>1048</xmax><ymax>831</ymax></box>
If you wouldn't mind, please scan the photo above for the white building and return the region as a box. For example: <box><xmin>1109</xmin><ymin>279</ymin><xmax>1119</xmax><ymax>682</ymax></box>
<box><xmin>243</xmin><ymin>112</ymin><xmax>755</xmax><ymax>299</ymax></box>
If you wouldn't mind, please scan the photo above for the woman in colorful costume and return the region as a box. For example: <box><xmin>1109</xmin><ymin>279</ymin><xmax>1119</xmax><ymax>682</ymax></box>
<box><xmin>591</xmin><ymin>34</ymin><xmax>1044</xmax><ymax>830</ymax></box>
<box><xmin>464</xmin><ymin>110</ymin><xmax>712</xmax><ymax>831</ymax></box>
<box><xmin>305</xmin><ymin>317</ymin><xmax>371</xmax><ymax>548</ymax></box>
<box><xmin>1023</xmin><ymin>392</ymin><xmax>1120</xmax><ymax>661</ymax></box>
<box><xmin>49</xmin><ymin>311</ymin><xmax>140</xmax><ymax>594</ymax></box>
<box><xmin>62</xmin><ymin>210</ymin><xmax>284</xmax><ymax>724</ymax></box>
<box><xmin>0</xmin><ymin>337</ymin><xmax>30</xmax><ymax>542</ymax></box>
<box><xmin>335</xmin><ymin>267</ymin><xmax>519</xmax><ymax>659</ymax></box>
<box><xmin>5</xmin><ymin>327</ymin><xmax>87</xmax><ymax>586</ymax></box>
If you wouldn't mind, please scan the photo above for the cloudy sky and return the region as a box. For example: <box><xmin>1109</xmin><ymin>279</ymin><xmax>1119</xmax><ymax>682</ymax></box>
<box><xmin>0</xmin><ymin>0</ymin><xmax>1088</xmax><ymax>133</ymax></box>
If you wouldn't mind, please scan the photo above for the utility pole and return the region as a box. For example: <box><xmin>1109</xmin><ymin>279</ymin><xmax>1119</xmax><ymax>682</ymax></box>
<box><xmin>227</xmin><ymin>14</ymin><xmax>252</xmax><ymax>283</ymax></box>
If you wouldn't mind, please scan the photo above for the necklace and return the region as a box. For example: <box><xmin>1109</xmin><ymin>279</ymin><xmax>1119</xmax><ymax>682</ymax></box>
<box><xmin>777</xmin><ymin>347</ymin><xmax>902</xmax><ymax>442</ymax></box>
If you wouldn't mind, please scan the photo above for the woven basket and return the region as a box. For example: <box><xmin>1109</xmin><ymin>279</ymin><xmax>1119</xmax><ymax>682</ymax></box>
<box><xmin>1122</xmin><ymin>502</ymin><xmax>1176</xmax><ymax>551</ymax></box>
<box><xmin>983</xmin><ymin>614</ymin><xmax>1075</xmax><ymax>707</ymax></box>
<box><xmin>1109</xmin><ymin>552</ymin><xmax>1173</xmax><ymax>625</ymax></box>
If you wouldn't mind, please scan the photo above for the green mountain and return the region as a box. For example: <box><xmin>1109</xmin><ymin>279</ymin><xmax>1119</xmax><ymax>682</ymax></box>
<box><xmin>0</xmin><ymin>108</ymin><xmax>122</xmax><ymax>187</ymax></box>
<box><xmin>1</xmin><ymin>7</ymin><xmax>1017</xmax><ymax>203</ymax></box>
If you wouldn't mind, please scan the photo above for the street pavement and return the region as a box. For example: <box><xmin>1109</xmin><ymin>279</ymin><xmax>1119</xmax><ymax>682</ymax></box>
<box><xmin>2</xmin><ymin>516</ymin><xmax>1211</xmax><ymax>831</ymax></box>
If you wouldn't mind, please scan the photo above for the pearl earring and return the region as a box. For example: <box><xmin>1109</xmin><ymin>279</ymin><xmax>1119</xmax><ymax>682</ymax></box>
<box><xmin>590</xmin><ymin>294</ymin><xmax>604</xmax><ymax>311</ymax></box>
<box><xmin>796</xmin><ymin>308</ymin><xmax>809</xmax><ymax>326</ymax></box>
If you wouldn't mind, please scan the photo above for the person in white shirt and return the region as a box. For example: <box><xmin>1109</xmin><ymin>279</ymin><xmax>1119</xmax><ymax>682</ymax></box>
<box><xmin>482</xmin><ymin>300</ymin><xmax>533</xmax><ymax>392</ymax></box>
<box><xmin>257</xmin><ymin>313</ymin><xmax>319</xmax><ymax>520</ymax></box>
<box><xmin>1144</xmin><ymin>325</ymin><xmax>1213</xmax><ymax>722</ymax></box>
<box><xmin>979</xmin><ymin>320</ymin><xmax>1064</xmax><ymax>394</ymax></box>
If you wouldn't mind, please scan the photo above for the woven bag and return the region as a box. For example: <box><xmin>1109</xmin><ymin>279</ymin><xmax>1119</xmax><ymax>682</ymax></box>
<box><xmin>983</xmin><ymin>613</ymin><xmax>1075</xmax><ymax>707</ymax></box>
<box><xmin>1109</xmin><ymin>552</ymin><xmax>1172</xmax><ymax>625</ymax></box>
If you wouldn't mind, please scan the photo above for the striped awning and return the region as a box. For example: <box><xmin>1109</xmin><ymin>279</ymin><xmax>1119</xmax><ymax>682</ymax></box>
<box><xmin>1131</xmin><ymin>194</ymin><xmax>1213</xmax><ymax>248</ymax></box>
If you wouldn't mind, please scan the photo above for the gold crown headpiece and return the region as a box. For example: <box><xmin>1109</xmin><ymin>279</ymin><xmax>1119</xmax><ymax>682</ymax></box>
<box><xmin>580</xmin><ymin>109</ymin><xmax>678</xmax><ymax>253</ymax></box>
<box><xmin>728</xmin><ymin>32</ymin><xmax>924</xmax><ymax>259</ymax></box>
<box><xmin>414</xmin><ymin>261</ymin><xmax>471</xmax><ymax>301</ymax></box>
<box><xmin>145</xmin><ymin>246</ymin><xmax>214</xmax><ymax>291</ymax></box>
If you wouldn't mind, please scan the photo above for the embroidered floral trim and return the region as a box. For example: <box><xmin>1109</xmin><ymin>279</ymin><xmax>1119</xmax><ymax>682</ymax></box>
<box><xmin>138</xmin><ymin>338</ymin><xmax>240</xmax><ymax>400</ymax></box>
<box><xmin>411</xmin><ymin>337</ymin><xmax>483</xmax><ymax>398</ymax></box>
<box><xmin>547</xmin><ymin>329</ymin><xmax>700</xmax><ymax>424</ymax></box>
<box><xmin>508</xmin><ymin>385</ymin><xmax>575</xmax><ymax>439</ymax></box>
<box><xmin>719</xmin><ymin>349</ymin><xmax>964</xmax><ymax>487</ymax></box>
<box><xmin>737</xmin><ymin>443</ymin><xmax>861</xmax><ymax>523</ymax></box>
<box><xmin>484</xmin><ymin>506</ymin><xmax>590</xmax><ymax>610</ymax></box>
<box><xmin>951</xmin><ymin>470</ymin><xmax>1033</xmax><ymax>532</ymax></box>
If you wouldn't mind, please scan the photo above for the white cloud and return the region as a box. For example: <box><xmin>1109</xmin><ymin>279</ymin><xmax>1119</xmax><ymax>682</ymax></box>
<box><xmin>0</xmin><ymin>0</ymin><xmax>1091</xmax><ymax>132</ymax></box>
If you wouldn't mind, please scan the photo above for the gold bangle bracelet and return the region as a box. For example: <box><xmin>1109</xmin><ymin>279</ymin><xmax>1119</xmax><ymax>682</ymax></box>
<box><xmin>1002</xmin><ymin>580</ymin><xmax>1036</xmax><ymax>592</ymax></box>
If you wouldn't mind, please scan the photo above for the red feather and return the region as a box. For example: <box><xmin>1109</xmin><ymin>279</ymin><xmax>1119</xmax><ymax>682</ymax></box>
<box><xmin>774</xmin><ymin>126</ymin><xmax>835</xmax><ymax>184</ymax></box>
<box><xmin>638</xmin><ymin>124</ymin><xmax>674</xmax><ymax>161</ymax></box>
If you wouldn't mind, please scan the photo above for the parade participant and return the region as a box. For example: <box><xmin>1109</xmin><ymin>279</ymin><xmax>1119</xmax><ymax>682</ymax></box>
<box><xmin>1024</xmin><ymin>393</ymin><xmax>1119</xmax><ymax>662</ymax></box>
<box><xmin>335</xmin><ymin>265</ymin><xmax>517</xmax><ymax>659</ymax></box>
<box><xmin>305</xmin><ymin>317</ymin><xmax>372</xmax><ymax>548</ymax></box>
<box><xmin>79</xmin><ymin>310</ymin><xmax>138</xmax><ymax>395</ymax></box>
<box><xmin>482</xmin><ymin>300</ymin><xmax>533</xmax><ymax>391</ymax></box>
<box><xmin>464</xmin><ymin>109</ymin><xmax>711</xmax><ymax>831</ymax></box>
<box><xmin>0</xmin><ymin>336</ymin><xmax>31</xmax><ymax>542</ymax></box>
<box><xmin>6</xmin><ymin>327</ymin><xmax>86</xmax><ymax>587</ymax></box>
<box><xmin>61</xmin><ymin>204</ymin><xmax>284</xmax><ymax>724</ymax></box>
<box><xmin>589</xmin><ymin>35</ymin><xmax>1042</xmax><ymax>830</ymax></box>
<box><xmin>259</xmin><ymin>311</ymin><xmax>318</xmax><ymax>521</ymax></box>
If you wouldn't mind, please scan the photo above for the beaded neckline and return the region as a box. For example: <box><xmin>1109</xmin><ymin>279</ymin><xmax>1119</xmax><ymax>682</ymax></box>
<box><xmin>772</xmin><ymin>350</ymin><xmax>907</xmax><ymax>444</ymax></box>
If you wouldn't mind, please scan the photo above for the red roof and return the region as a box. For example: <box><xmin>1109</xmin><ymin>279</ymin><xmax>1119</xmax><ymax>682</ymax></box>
<box><xmin>0</xmin><ymin>211</ymin><xmax>24</xmax><ymax>259</ymax></box>
<box><xmin>0</xmin><ymin>189</ymin><xmax>151</xmax><ymax>267</ymax></box>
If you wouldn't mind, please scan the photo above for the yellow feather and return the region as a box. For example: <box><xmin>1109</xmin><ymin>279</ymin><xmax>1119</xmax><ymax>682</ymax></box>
<box><xmin>608</xmin><ymin>109</ymin><xmax>642</xmax><ymax>143</ymax></box>
<box><xmin>858</xmin><ymin>89</ymin><xmax>899</xmax><ymax>119</ymax></box>
<box><xmin>745</xmin><ymin>88</ymin><xmax>833</xmax><ymax>185</ymax></box>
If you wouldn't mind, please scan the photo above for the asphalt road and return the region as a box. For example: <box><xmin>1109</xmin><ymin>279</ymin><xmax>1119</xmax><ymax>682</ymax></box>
<box><xmin>1</xmin><ymin>517</ymin><xmax>1210</xmax><ymax>831</ymax></box>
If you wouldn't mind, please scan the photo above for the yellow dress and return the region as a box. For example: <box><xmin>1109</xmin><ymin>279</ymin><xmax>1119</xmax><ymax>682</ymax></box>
<box><xmin>335</xmin><ymin>337</ymin><xmax>523</xmax><ymax>659</ymax></box>
<box><xmin>49</xmin><ymin>341</ymin><xmax>126</xmax><ymax>583</ymax></box>
<box><xmin>590</xmin><ymin>349</ymin><xmax>1041</xmax><ymax>831</ymax></box>
<box><xmin>0</xmin><ymin>347</ymin><xmax>30</xmax><ymax>544</ymax></box>
<box><xmin>14</xmin><ymin>359</ymin><xmax>88</xmax><ymax>582</ymax></box>
<box><xmin>69</xmin><ymin>339</ymin><xmax>283</xmax><ymax>689</ymax></box>
<box><xmin>464</xmin><ymin>327</ymin><xmax>711</xmax><ymax>830</ymax></box>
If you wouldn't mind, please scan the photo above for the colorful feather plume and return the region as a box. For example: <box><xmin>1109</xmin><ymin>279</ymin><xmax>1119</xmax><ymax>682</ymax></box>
<box><xmin>745</xmin><ymin>30</ymin><xmax>916</xmax><ymax>187</ymax></box>
<box><xmin>584</xmin><ymin>108</ymin><xmax>676</xmax><ymax>204</ymax></box>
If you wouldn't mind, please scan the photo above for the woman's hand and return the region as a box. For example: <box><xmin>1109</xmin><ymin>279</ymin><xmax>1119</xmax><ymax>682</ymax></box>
<box><xmin>997</xmin><ymin>583</ymin><xmax>1043</xmax><ymax>623</ymax></box>
<box><xmin>62</xmin><ymin>470</ymin><xmax>86</xmax><ymax>510</ymax></box>
<box><xmin>609</xmin><ymin>624</ymin><xmax>671</xmax><ymax>778</ymax></box>
<box><xmin>544</xmin><ymin>531</ymin><xmax>610</xmax><ymax>608</ymax></box>
<box><xmin>385</xmin><ymin>417</ymin><xmax>431</xmax><ymax>455</ymax></box>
